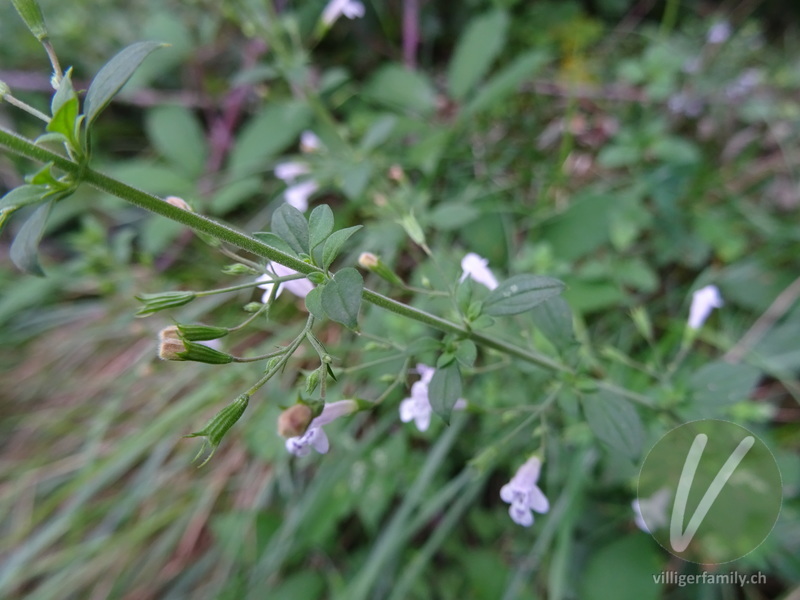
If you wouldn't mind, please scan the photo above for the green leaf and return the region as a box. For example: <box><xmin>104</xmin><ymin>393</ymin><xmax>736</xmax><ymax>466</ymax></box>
<box><xmin>252</xmin><ymin>232</ymin><xmax>297</xmax><ymax>257</ymax></box>
<box><xmin>0</xmin><ymin>185</ymin><xmax>49</xmax><ymax>211</ymax></box>
<box><xmin>46</xmin><ymin>96</ymin><xmax>79</xmax><ymax>144</ymax></box>
<box><xmin>321</xmin><ymin>268</ymin><xmax>363</xmax><ymax>330</ymax></box>
<box><xmin>580</xmin><ymin>537</ymin><xmax>664</xmax><ymax>600</ymax></box>
<box><xmin>447</xmin><ymin>10</ymin><xmax>509</xmax><ymax>101</ymax></box>
<box><xmin>10</xmin><ymin>199</ymin><xmax>53</xmax><ymax>275</ymax></box>
<box><xmin>322</xmin><ymin>225</ymin><xmax>363</xmax><ymax>270</ymax></box>
<box><xmin>483</xmin><ymin>274</ymin><xmax>565</xmax><ymax>316</ymax></box>
<box><xmin>363</xmin><ymin>64</ymin><xmax>437</xmax><ymax>116</ymax></box>
<box><xmin>359</xmin><ymin>115</ymin><xmax>397</xmax><ymax>152</ymax></box>
<box><xmin>461</xmin><ymin>50</ymin><xmax>549</xmax><ymax>118</ymax></box>
<box><xmin>228</xmin><ymin>101</ymin><xmax>311</xmax><ymax>177</ymax></box>
<box><xmin>428</xmin><ymin>363</ymin><xmax>462</xmax><ymax>424</ymax></box>
<box><xmin>26</xmin><ymin>163</ymin><xmax>62</xmax><ymax>188</ymax></box>
<box><xmin>304</xmin><ymin>286</ymin><xmax>326</xmax><ymax>321</ymax></box>
<box><xmin>271</xmin><ymin>203</ymin><xmax>309</xmax><ymax>255</ymax></box>
<box><xmin>454</xmin><ymin>339</ymin><xmax>477</xmax><ymax>368</ymax></box>
<box><xmin>531</xmin><ymin>296</ymin><xmax>575</xmax><ymax>348</ymax></box>
<box><xmin>50</xmin><ymin>68</ymin><xmax>76</xmax><ymax>117</ymax></box>
<box><xmin>84</xmin><ymin>41</ymin><xmax>166</xmax><ymax>128</ymax></box>
<box><xmin>308</xmin><ymin>204</ymin><xmax>334</xmax><ymax>250</ymax></box>
<box><xmin>686</xmin><ymin>362</ymin><xmax>762</xmax><ymax>419</ymax></box>
<box><xmin>145</xmin><ymin>105</ymin><xmax>208</xmax><ymax>177</ymax></box>
<box><xmin>581</xmin><ymin>391</ymin><xmax>644</xmax><ymax>460</ymax></box>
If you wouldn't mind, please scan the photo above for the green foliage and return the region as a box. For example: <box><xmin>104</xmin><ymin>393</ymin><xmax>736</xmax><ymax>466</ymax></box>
<box><xmin>1</xmin><ymin>2</ymin><xmax>799</xmax><ymax>599</ymax></box>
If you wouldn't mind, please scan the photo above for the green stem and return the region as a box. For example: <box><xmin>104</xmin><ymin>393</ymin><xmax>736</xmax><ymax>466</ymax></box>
<box><xmin>0</xmin><ymin>127</ymin><xmax>581</xmax><ymax>378</ymax></box>
<box><xmin>2</xmin><ymin>95</ymin><xmax>51</xmax><ymax>123</ymax></box>
<box><xmin>244</xmin><ymin>315</ymin><xmax>315</xmax><ymax>395</ymax></box>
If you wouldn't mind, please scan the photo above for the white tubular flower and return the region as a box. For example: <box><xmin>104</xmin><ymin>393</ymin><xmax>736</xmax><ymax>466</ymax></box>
<box><xmin>257</xmin><ymin>262</ymin><xmax>313</xmax><ymax>303</ymax></box>
<box><xmin>300</xmin><ymin>130</ymin><xmax>324</xmax><ymax>153</ymax></box>
<box><xmin>688</xmin><ymin>285</ymin><xmax>723</xmax><ymax>329</ymax></box>
<box><xmin>460</xmin><ymin>252</ymin><xmax>499</xmax><ymax>290</ymax></box>
<box><xmin>632</xmin><ymin>488</ymin><xmax>672</xmax><ymax>533</ymax></box>
<box><xmin>321</xmin><ymin>0</ymin><xmax>365</xmax><ymax>26</ymax></box>
<box><xmin>284</xmin><ymin>180</ymin><xmax>318</xmax><ymax>212</ymax></box>
<box><xmin>286</xmin><ymin>400</ymin><xmax>358</xmax><ymax>456</ymax></box>
<box><xmin>500</xmin><ymin>456</ymin><xmax>550</xmax><ymax>527</ymax></box>
<box><xmin>275</xmin><ymin>161</ymin><xmax>310</xmax><ymax>183</ymax></box>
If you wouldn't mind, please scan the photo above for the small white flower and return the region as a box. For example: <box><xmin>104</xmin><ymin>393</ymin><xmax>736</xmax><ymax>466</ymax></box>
<box><xmin>321</xmin><ymin>0</ymin><xmax>365</xmax><ymax>26</ymax></box>
<box><xmin>399</xmin><ymin>364</ymin><xmax>435</xmax><ymax>431</ymax></box>
<box><xmin>300</xmin><ymin>130</ymin><xmax>324</xmax><ymax>153</ymax></box>
<box><xmin>286</xmin><ymin>400</ymin><xmax>358</xmax><ymax>456</ymax></box>
<box><xmin>688</xmin><ymin>285</ymin><xmax>723</xmax><ymax>329</ymax></box>
<box><xmin>257</xmin><ymin>262</ymin><xmax>313</xmax><ymax>303</ymax></box>
<box><xmin>284</xmin><ymin>180</ymin><xmax>318</xmax><ymax>212</ymax></box>
<box><xmin>399</xmin><ymin>364</ymin><xmax>467</xmax><ymax>432</ymax></box>
<box><xmin>275</xmin><ymin>161</ymin><xmax>310</xmax><ymax>183</ymax></box>
<box><xmin>500</xmin><ymin>456</ymin><xmax>550</xmax><ymax>527</ymax></box>
<box><xmin>707</xmin><ymin>21</ymin><xmax>731</xmax><ymax>45</ymax></box>
<box><xmin>632</xmin><ymin>488</ymin><xmax>672</xmax><ymax>533</ymax></box>
<box><xmin>460</xmin><ymin>252</ymin><xmax>499</xmax><ymax>290</ymax></box>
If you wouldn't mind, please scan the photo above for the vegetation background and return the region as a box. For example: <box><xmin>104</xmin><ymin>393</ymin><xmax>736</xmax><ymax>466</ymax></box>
<box><xmin>1</xmin><ymin>0</ymin><xmax>799</xmax><ymax>598</ymax></box>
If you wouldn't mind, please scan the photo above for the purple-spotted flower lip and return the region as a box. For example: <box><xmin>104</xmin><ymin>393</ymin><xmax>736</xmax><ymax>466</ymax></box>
<box><xmin>459</xmin><ymin>252</ymin><xmax>499</xmax><ymax>290</ymax></box>
<box><xmin>500</xmin><ymin>456</ymin><xmax>550</xmax><ymax>527</ymax></box>
<box><xmin>285</xmin><ymin>400</ymin><xmax>358</xmax><ymax>457</ymax></box>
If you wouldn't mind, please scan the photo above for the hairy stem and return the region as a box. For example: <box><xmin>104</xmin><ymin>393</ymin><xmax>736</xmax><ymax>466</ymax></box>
<box><xmin>1</xmin><ymin>126</ymin><xmax>573</xmax><ymax>376</ymax></box>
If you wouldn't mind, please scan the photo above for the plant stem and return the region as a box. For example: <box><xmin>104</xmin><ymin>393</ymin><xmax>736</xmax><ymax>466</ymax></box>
<box><xmin>0</xmin><ymin>127</ymin><xmax>579</xmax><ymax>377</ymax></box>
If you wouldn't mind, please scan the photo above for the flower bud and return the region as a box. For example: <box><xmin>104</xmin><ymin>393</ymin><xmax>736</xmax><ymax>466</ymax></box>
<box><xmin>305</xmin><ymin>369</ymin><xmax>321</xmax><ymax>394</ymax></box>
<box><xmin>243</xmin><ymin>302</ymin><xmax>262</xmax><ymax>313</ymax></box>
<box><xmin>158</xmin><ymin>337</ymin><xmax>186</xmax><ymax>360</ymax></box>
<box><xmin>277</xmin><ymin>404</ymin><xmax>313</xmax><ymax>438</ymax></box>
<box><xmin>165</xmin><ymin>196</ymin><xmax>192</xmax><ymax>211</ymax></box>
<box><xmin>136</xmin><ymin>291</ymin><xmax>196</xmax><ymax>317</ymax></box>
<box><xmin>388</xmin><ymin>164</ymin><xmax>405</xmax><ymax>182</ymax></box>
<box><xmin>358</xmin><ymin>252</ymin><xmax>379</xmax><ymax>269</ymax></box>
<box><xmin>307</xmin><ymin>272</ymin><xmax>327</xmax><ymax>285</ymax></box>
<box><xmin>11</xmin><ymin>0</ymin><xmax>49</xmax><ymax>41</ymax></box>
<box><xmin>186</xmin><ymin>394</ymin><xmax>250</xmax><ymax>466</ymax></box>
<box><xmin>357</xmin><ymin>252</ymin><xmax>404</xmax><ymax>286</ymax></box>
<box><xmin>176</xmin><ymin>323</ymin><xmax>229</xmax><ymax>341</ymax></box>
<box><xmin>158</xmin><ymin>333</ymin><xmax>233</xmax><ymax>364</ymax></box>
<box><xmin>222</xmin><ymin>263</ymin><xmax>259</xmax><ymax>276</ymax></box>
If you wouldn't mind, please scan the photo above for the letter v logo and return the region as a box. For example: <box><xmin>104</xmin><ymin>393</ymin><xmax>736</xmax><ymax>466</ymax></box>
<box><xmin>669</xmin><ymin>433</ymin><xmax>755</xmax><ymax>552</ymax></box>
